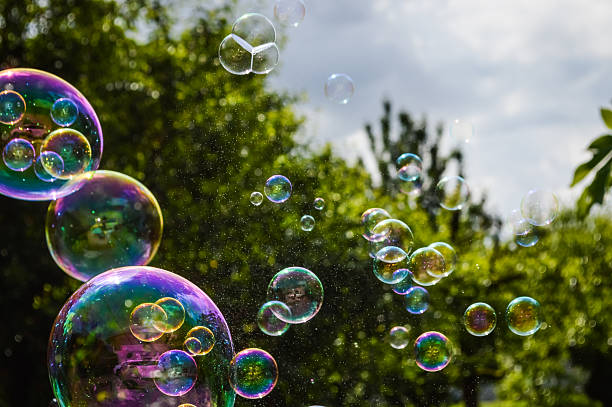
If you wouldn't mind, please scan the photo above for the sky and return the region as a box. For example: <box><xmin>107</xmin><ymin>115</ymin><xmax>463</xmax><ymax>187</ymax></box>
<box><xmin>181</xmin><ymin>0</ymin><xmax>612</xmax><ymax>218</ymax></box>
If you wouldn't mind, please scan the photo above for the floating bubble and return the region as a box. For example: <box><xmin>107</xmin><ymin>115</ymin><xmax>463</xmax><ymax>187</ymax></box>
<box><xmin>250</xmin><ymin>191</ymin><xmax>264</xmax><ymax>206</ymax></box>
<box><xmin>464</xmin><ymin>302</ymin><xmax>496</xmax><ymax>336</ymax></box>
<box><xmin>233</xmin><ymin>13</ymin><xmax>276</xmax><ymax>47</ymax></box>
<box><xmin>405</xmin><ymin>286</ymin><xmax>429</xmax><ymax>314</ymax></box>
<box><xmin>184</xmin><ymin>337</ymin><xmax>203</xmax><ymax>356</ymax></box>
<box><xmin>154</xmin><ymin>350</ymin><xmax>197</xmax><ymax>397</ymax></box>
<box><xmin>185</xmin><ymin>326</ymin><xmax>216</xmax><ymax>355</ymax></box>
<box><xmin>450</xmin><ymin>119</ymin><xmax>474</xmax><ymax>145</ymax></box>
<box><xmin>436</xmin><ymin>176</ymin><xmax>469</xmax><ymax>210</ymax></box>
<box><xmin>274</xmin><ymin>0</ymin><xmax>306</xmax><ymax>27</ymax></box>
<box><xmin>373</xmin><ymin>246</ymin><xmax>409</xmax><ymax>284</ymax></box>
<box><xmin>267</xmin><ymin>266</ymin><xmax>323</xmax><ymax>324</ymax></box>
<box><xmin>516</xmin><ymin>231</ymin><xmax>539</xmax><ymax>247</ymax></box>
<box><xmin>313</xmin><ymin>197</ymin><xmax>325</xmax><ymax>210</ymax></box>
<box><xmin>46</xmin><ymin>170</ymin><xmax>164</xmax><ymax>281</ymax></box>
<box><xmin>400</xmin><ymin>177</ymin><xmax>423</xmax><ymax>197</ymax></box>
<box><xmin>508</xmin><ymin>208</ymin><xmax>539</xmax><ymax>247</ymax></box>
<box><xmin>325</xmin><ymin>73</ymin><xmax>354</xmax><ymax>104</ymax></box>
<box><xmin>0</xmin><ymin>90</ymin><xmax>26</xmax><ymax>125</ymax></box>
<box><xmin>300</xmin><ymin>214</ymin><xmax>315</xmax><ymax>231</ymax></box>
<box><xmin>40</xmin><ymin>128</ymin><xmax>91</xmax><ymax>179</ymax></box>
<box><xmin>392</xmin><ymin>272</ymin><xmax>413</xmax><ymax>295</ymax></box>
<box><xmin>48</xmin><ymin>266</ymin><xmax>235</xmax><ymax>407</ymax></box>
<box><xmin>129</xmin><ymin>302</ymin><xmax>167</xmax><ymax>342</ymax></box>
<box><xmin>257</xmin><ymin>301</ymin><xmax>291</xmax><ymax>336</ymax></box>
<box><xmin>50</xmin><ymin>98</ymin><xmax>78</xmax><ymax>127</ymax></box>
<box><xmin>409</xmin><ymin>247</ymin><xmax>444</xmax><ymax>286</ymax></box>
<box><xmin>264</xmin><ymin>174</ymin><xmax>292</xmax><ymax>203</ymax></box>
<box><xmin>154</xmin><ymin>297</ymin><xmax>185</xmax><ymax>333</ymax></box>
<box><xmin>252</xmin><ymin>43</ymin><xmax>280</xmax><ymax>75</ymax></box>
<box><xmin>219</xmin><ymin>34</ymin><xmax>253</xmax><ymax>75</ymax></box>
<box><xmin>361</xmin><ymin>208</ymin><xmax>391</xmax><ymax>242</ymax></box>
<box><xmin>34</xmin><ymin>151</ymin><xmax>64</xmax><ymax>182</ymax></box>
<box><xmin>396</xmin><ymin>153</ymin><xmax>423</xmax><ymax>181</ymax></box>
<box><xmin>520</xmin><ymin>189</ymin><xmax>559</xmax><ymax>226</ymax></box>
<box><xmin>427</xmin><ymin>242</ymin><xmax>457</xmax><ymax>277</ymax></box>
<box><xmin>3</xmin><ymin>138</ymin><xmax>34</xmax><ymax>171</ymax></box>
<box><xmin>415</xmin><ymin>332</ymin><xmax>452</xmax><ymax>372</ymax></box>
<box><xmin>369</xmin><ymin>218</ymin><xmax>415</xmax><ymax>256</ymax></box>
<box><xmin>506</xmin><ymin>296</ymin><xmax>542</xmax><ymax>336</ymax></box>
<box><xmin>389</xmin><ymin>326</ymin><xmax>410</xmax><ymax>349</ymax></box>
<box><xmin>229</xmin><ymin>348</ymin><xmax>278</xmax><ymax>399</ymax></box>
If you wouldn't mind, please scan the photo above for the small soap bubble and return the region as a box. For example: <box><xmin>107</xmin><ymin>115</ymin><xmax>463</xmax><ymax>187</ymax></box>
<box><xmin>313</xmin><ymin>197</ymin><xmax>325</xmax><ymax>210</ymax></box>
<box><xmin>450</xmin><ymin>119</ymin><xmax>474</xmax><ymax>145</ymax></box>
<box><xmin>361</xmin><ymin>208</ymin><xmax>391</xmax><ymax>242</ymax></box>
<box><xmin>389</xmin><ymin>326</ymin><xmax>410</xmax><ymax>349</ymax></box>
<box><xmin>250</xmin><ymin>191</ymin><xmax>264</xmax><ymax>206</ymax></box>
<box><xmin>229</xmin><ymin>348</ymin><xmax>278</xmax><ymax>399</ymax></box>
<box><xmin>400</xmin><ymin>177</ymin><xmax>423</xmax><ymax>197</ymax></box>
<box><xmin>252</xmin><ymin>43</ymin><xmax>280</xmax><ymax>75</ymax></box>
<box><xmin>409</xmin><ymin>247</ymin><xmax>444</xmax><ymax>286</ymax></box>
<box><xmin>520</xmin><ymin>189</ymin><xmax>559</xmax><ymax>226</ymax></box>
<box><xmin>267</xmin><ymin>266</ymin><xmax>323</xmax><ymax>324</ymax></box>
<box><xmin>0</xmin><ymin>90</ymin><xmax>26</xmax><ymax>125</ymax></box>
<box><xmin>325</xmin><ymin>73</ymin><xmax>354</xmax><ymax>104</ymax></box>
<box><xmin>405</xmin><ymin>286</ymin><xmax>429</xmax><ymax>314</ymax></box>
<box><xmin>396</xmin><ymin>153</ymin><xmax>423</xmax><ymax>181</ymax></box>
<box><xmin>300</xmin><ymin>214</ymin><xmax>315</xmax><ymax>231</ymax></box>
<box><xmin>436</xmin><ymin>176</ymin><xmax>469</xmax><ymax>210</ymax></box>
<box><xmin>129</xmin><ymin>302</ymin><xmax>167</xmax><ymax>342</ymax></box>
<box><xmin>392</xmin><ymin>272</ymin><xmax>413</xmax><ymax>295</ymax></box>
<box><xmin>257</xmin><ymin>301</ymin><xmax>291</xmax><ymax>336</ymax></box>
<box><xmin>232</xmin><ymin>13</ymin><xmax>276</xmax><ymax>47</ymax></box>
<box><xmin>427</xmin><ymin>242</ymin><xmax>457</xmax><ymax>277</ymax></box>
<box><xmin>373</xmin><ymin>246</ymin><xmax>409</xmax><ymax>284</ymax></box>
<box><xmin>264</xmin><ymin>174</ymin><xmax>292</xmax><ymax>203</ymax></box>
<box><xmin>464</xmin><ymin>302</ymin><xmax>496</xmax><ymax>336</ymax></box>
<box><xmin>34</xmin><ymin>151</ymin><xmax>64</xmax><ymax>182</ymax></box>
<box><xmin>154</xmin><ymin>350</ymin><xmax>197</xmax><ymax>397</ymax></box>
<box><xmin>369</xmin><ymin>218</ymin><xmax>415</xmax><ymax>256</ymax></box>
<box><xmin>185</xmin><ymin>326</ymin><xmax>216</xmax><ymax>355</ymax></box>
<box><xmin>184</xmin><ymin>336</ymin><xmax>203</xmax><ymax>356</ymax></box>
<box><xmin>41</xmin><ymin>128</ymin><xmax>92</xmax><ymax>179</ymax></box>
<box><xmin>51</xmin><ymin>98</ymin><xmax>78</xmax><ymax>127</ymax></box>
<box><xmin>508</xmin><ymin>208</ymin><xmax>539</xmax><ymax>247</ymax></box>
<box><xmin>414</xmin><ymin>331</ymin><xmax>453</xmax><ymax>372</ymax></box>
<box><xmin>3</xmin><ymin>138</ymin><xmax>34</xmax><ymax>171</ymax></box>
<box><xmin>219</xmin><ymin>34</ymin><xmax>253</xmax><ymax>75</ymax></box>
<box><xmin>506</xmin><ymin>296</ymin><xmax>542</xmax><ymax>336</ymax></box>
<box><xmin>154</xmin><ymin>297</ymin><xmax>185</xmax><ymax>333</ymax></box>
<box><xmin>274</xmin><ymin>0</ymin><xmax>306</xmax><ymax>27</ymax></box>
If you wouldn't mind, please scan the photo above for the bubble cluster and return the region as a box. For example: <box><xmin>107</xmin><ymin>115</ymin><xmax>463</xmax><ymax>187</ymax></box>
<box><xmin>264</xmin><ymin>174</ymin><xmax>292</xmax><ymax>203</ymax></box>
<box><xmin>258</xmin><ymin>301</ymin><xmax>291</xmax><ymax>336</ymax></box>
<box><xmin>414</xmin><ymin>332</ymin><xmax>452</xmax><ymax>372</ymax></box>
<box><xmin>520</xmin><ymin>189</ymin><xmax>559</xmax><ymax>226</ymax></box>
<box><xmin>506</xmin><ymin>296</ymin><xmax>542</xmax><ymax>336</ymax></box>
<box><xmin>396</xmin><ymin>153</ymin><xmax>422</xmax><ymax>181</ymax></box>
<box><xmin>405</xmin><ymin>286</ymin><xmax>429</xmax><ymax>314</ymax></box>
<box><xmin>40</xmin><ymin>128</ymin><xmax>91</xmax><ymax>179</ymax></box>
<box><xmin>155</xmin><ymin>297</ymin><xmax>186</xmax><ymax>333</ymax></box>
<box><xmin>250</xmin><ymin>191</ymin><xmax>264</xmax><ymax>206</ymax></box>
<box><xmin>313</xmin><ymin>197</ymin><xmax>325</xmax><ymax>210</ymax></box>
<box><xmin>464</xmin><ymin>302</ymin><xmax>496</xmax><ymax>336</ymax></box>
<box><xmin>185</xmin><ymin>326</ymin><xmax>216</xmax><ymax>355</ymax></box>
<box><xmin>436</xmin><ymin>176</ymin><xmax>470</xmax><ymax>210</ymax></box>
<box><xmin>389</xmin><ymin>326</ymin><xmax>410</xmax><ymax>349</ymax></box>
<box><xmin>3</xmin><ymin>138</ymin><xmax>34</xmax><ymax>171</ymax></box>
<box><xmin>229</xmin><ymin>348</ymin><xmax>278</xmax><ymax>399</ymax></box>
<box><xmin>427</xmin><ymin>242</ymin><xmax>457</xmax><ymax>277</ymax></box>
<box><xmin>361</xmin><ymin>208</ymin><xmax>391</xmax><ymax>241</ymax></box>
<box><xmin>274</xmin><ymin>0</ymin><xmax>306</xmax><ymax>27</ymax></box>
<box><xmin>373</xmin><ymin>246</ymin><xmax>409</xmax><ymax>284</ymax></box>
<box><xmin>267</xmin><ymin>267</ymin><xmax>323</xmax><ymax>324</ymax></box>
<box><xmin>34</xmin><ymin>151</ymin><xmax>64</xmax><ymax>182</ymax></box>
<box><xmin>129</xmin><ymin>302</ymin><xmax>168</xmax><ymax>342</ymax></box>
<box><xmin>301</xmin><ymin>214</ymin><xmax>315</xmax><ymax>231</ymax></box>
<box><xmin>184</xmin><ymin>337</ymin><xmax>203</xmax><ymax>356</ymax></box>
<box><xmin>369</xmin><ymin>218</ymin><xmax>415</xmax><ymax>256</ymax></box>
<box><xmin>325</xmin><ymin>73</ymin><xmax>354</xmax><ymax>104</ymax></box>
<box><xmin>154</xmin><ymin>350</ymin><xmax>198</xmax><ymax>397</ymax></box>
<box><xmin>409</xmin><ymin>247</ymin><xmax>444</xmax><ymax>286</ymax></box>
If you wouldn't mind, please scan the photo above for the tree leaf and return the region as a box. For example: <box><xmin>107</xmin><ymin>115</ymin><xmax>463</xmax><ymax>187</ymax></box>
<box><xmin>601</xmin><ymin>108</ymin><xmax>612</xmax><ymax>130</ymax></box>
<box><xmin>571</xmin><ymin>149</ymin><xmax>611</xmax><ymax>186</ymax></box>
<box><xmin>576</xmin><ymin>157</ymin><xmax>612</xmax><ymax>217</ymax></box>
<box><xmin>587</xmin><ymin>134</ymin><xmax>612</xmax><ymax>152</ymax></box>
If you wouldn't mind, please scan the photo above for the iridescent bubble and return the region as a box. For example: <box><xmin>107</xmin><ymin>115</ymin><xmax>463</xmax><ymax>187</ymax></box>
<box><xmin>313</xmin><ymin>197</ymin><xmax>325</xmax><ymax>210</ymax></box>
<box><xmin>40</xmin><ymin>128</ymin><xmax>91</xmax><ymax>179</ymax></box>
<box><xmin>450</xmin><ymin>119</ymin><xmax>474</xmax><ymax>145</ymax></box>
<box><xmin>274</xmin><ymin>0</ymin><xmax>306</xmax><ymax>27</ymax></box>
<box><xmin>370</xmin><ymin>219</ymin><xmax>415</xmax><ymax>257</ymax></box>
<box><xmin>50</xmin><ymin>98</ymin><xmax>78</xmax><ymax>127</ymax></box>
<box><xmin>437</xmin><ymin>176</ymin><xmax>469</xmax><ymax>210</ymax></box>
<box><xmin>427</xmin><ymin>242</ymin><xmax>457</xmax><ymax>277</ymax></box>
<box><xmin>250</xmin><ymin>191</ymin><xmax>264</xmax><ymax>206</ymax></box>
<box><xmin>154</xmin><ymin>350</ymin><xmax>197</xmax><ymax>397</ymax></box>
<box><xmin>154</xmin><ymin>297</ymin><xmax>185</xmax><ymax>333</ymax></box>
<box><xmin>252</xmin><ymin>43</ymin><xmax>280</xmax><ymax>75</ymax></box>
<box><xmin>361</xmin><ymin>208</ymin><xmax>391</xmax><ymax>242</ymax></box>
<box><xmin>373</xmin><ymin>246</ymin><xmax>409</xmax><ymax>284</ymax></box>
<box><xmin>46</xmin><ymin>170</ymin><xmax>164</xmax><ymax>281</ymax></box>
<box><xmin>179</xmin><ymin>404</ymin><xmax>197</xmax><ymax>407</ymax></box>
<box><xmin>414</xmin><ymin>332</ymin><xmax>453</xmax><ymax>372</ymax></box>
<box><xmin>389</xmin><ymin>326</ymin><xmax>410</xmax><ymax>349</ymax></box>
<box><xmin>219</xmin><ymin>34</ymin><xmax>253</xmax><ymax>75</ymax></box>
<box><xmin>325</xmin><ymin>73</ymin><xmax>354</xmax><ymax>104</ymax></box>
<box><xmin>520</xmin><ymin>189</ymin><xmax>559</xmax><ymax>226</ymax></box>
<box><xmin>300</xmin><ymin>214</ymin><xmax>315</xmax><ymax>231</ymax></box>
<box><xmin>409</xmin><ymin>247</ymin><xmax>444</xmax><ymax>286</ymax></box>
<box><xmin>396</xmin><ymin>153</ymin><xmax>422</xmax><ymax>181</ymax></box>
<box><xmin>264</xmin><ymin>174</ymin><xmax>292</xmax><ymax>203</ymax></box>
<box><xmin>506</xmin><ymin>296</ymin><xmax>542</xmax><ymax>336</ymax></box>
<box><xmin>184</xmin><ymin>337</ymin><xmax>203</xmax><ymax>356</ymax></box>
<box><xmin>464</xmin><ymin>302</ymin><xmax>496</xmax><ymax>337</ymax></box>
<box><xmin>508</xmin><ymin>208</ymin><xmax>539</xmax><ymax>247</ymax></box>
<box><xmin>229</xmin><ymin>348</ymin><xmax>278</xmax><ymax>399</ymax></box>
<box><xmin>129</xmin><ymin>302</ymin><xmax>168</xmax><ymax>342</ymax></box>
<box><xmin>516</xmin><ymin>231</ymin><xmax>539</xmax><ymax>248</ymax></box>
<box><xmin>267</xmin><ymin>266</ymin><xmax>323</xmax><ymax>324</ymax></box>
<box><xmin>0</xmin><ymin>90</ymin><xmax>26</xmax><ymax>125</ymax></box>
<box><xmin>34</xmin><ymin>151</ymin><xmax>64</xmax><ymax>182</ymax></box>
<box><xmin>392</xmin><ymin>272</ymin><xmax>413</xmax><ymax>295</ymax></box>
<box><xmin>405</xmin><ymin>286</ymin><xmax>429</xmax><ymax>314</ymax></box>
<box><xmin>185</xmin><ymin>326</ymin><xmax>216</xmax><ymax>355</ymax></box>
<box><xmin>257</xmin><ymin>300</ymin><xmax>291</xmax><ymax>336</ymax></box>
<box><xmin>3</xmin><ymin>138</ymin><xmax>34</xmax><ymax>171</ymax></box>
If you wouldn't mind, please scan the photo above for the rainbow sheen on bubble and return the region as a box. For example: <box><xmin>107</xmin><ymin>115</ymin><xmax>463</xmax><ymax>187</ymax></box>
<box><xmin>427</xmin><ymin>242</ymin><xmax>457</xmax><ymax>277</ymax></box>
<box><xmin>257</xmin><ymin>301</ymin><xmax>291</xmax><ymax>336</ymax></box>
<box><xmin>325</xmin><ymin>73</ymin><xmax>354</xmax><ymax>104</ymax></box>
<box><xmin>396</xmin><ymin>153</ymin><xmax>422</xmax><ymax>181</ymax></box>
<box><xmin>51</xmin><ymin>98</ymin><xmax>78</xmax><ymax>127</ymax></box>
<box><xmin>369</xmin><ymin>218</ymin><xmax>415</xmax><ymax>257</ymax></box>
<box><xmin>373</xmin><ymin>246</ymin><xmax>409</xmax><ymax>284</ymax></box>
<box><xmin>34</xmin><ymin>151</ymin><xmax>64</xmax><ymax>182</ymax></box>
<box><xmin>154</xmin><ymin>297</ymin><xmax>186</xmax><ymax>333</ymax></box>
<box><xmin>267</xmin><ymin>266</ymin><xmax>323</xmax><ymax>324</ymax></box>
<box><xmin>300</xmin><ymin>214</ymin><xmax>315</xmax><ymax>231</ymax></box>
<box><xmin>184</xmin><ymin>337</ymin><xmax>203</xmax><ymax>356</ymax></box>
<box><xmin>313</xmin><ymin>197</ymin><xmax>325</xmax><ymax>210</ymax></box>
<box><xmin>48</xmin><ymin>266</ymin><xmax>235</xmax><ymax>407</ymax></box>
<box><xmin>464</xmin><ymin>302</ymin><xmax>496</xmax><ymax>336</ymax></box>
<box><xmin>250</xmin><ymin>191</ymin><xmax>263</xmax><ymax>206</ymax></box>
<box><xmin>0</xmin><ymin>68</ymin><xmax>102</xmax><ymax>200</ymax></box>
<box><xmin>274</xmin><ymin>0</ymin><xmax>306</xmax><ymax>27</ymax></box>
<box><xmin>506</xmin><ymin>296</ymin><xmax>542</xmax><ymax>336</ymax></box>
<box><xmin>361</xmin><ymin>208</ymin><xmax>391</xmax><ymax>242</ymax></box>
<box><xmin>186</xmin><ymin>326</ymin><xmax>216</xmax><ymax>355</ymax></box>
<box><xmin>229</xmin><ymin>348</ymin><xmax>278</xmax><ymax>399</ymax></box>
<box><xmin>436</xmin><ymin>176</ymin><xmax>469</xmax><ymax>210</ymax></box>
<box><xmin>409</xmin><ymin>247</ymin><xmax>444</xmax><ymax>286</ymax></box>
<box><xmin>520</xmin><ymin>189</ymin><xmax>559</xmax><ymax>226</ymax></box>
<box><xmin>3</xmin><ymin>137</ymin><xmax>34</xmax><ymax>171</ymax></box>
<box><xmin>392</xmin><ymin>272</ymin><xmax>413</xmax><ymax>295</ymax></box>
<box><xmin>46</xmin><ymin>170</ymin><xmax>163</xmax><ymax>281</ymax></box>
<box><xmin>508</xmin><ymin>208</ymin><xmax>539</xmax><ymax>247</ymax></box>
<box><xmin>264</xmin><ymin>174</ymin><xmax>292</xmax><ymax>203</ymax></box>
<box><xmin>414</xmin><ymin>331</ymin><xmax>452</xmax><ymax>372</ymax></box>
<box><xmin>389</xmin><ymin>326</ymin><xmax>410</xmax><ymax>349</ymax></box>
<box><xmin>129</xmin><ymin>302</ymin><xmax>167</xmax><ymax>342</ymax></box>
<box><xmin>405</xmin><ymin>286</ymin><xmax>429</xmax><ymax>314</ymax></box>
<box><xmin>154</xmin><ymin>350</ymin><xmax>197</xmax><ymax>397</ymax></box>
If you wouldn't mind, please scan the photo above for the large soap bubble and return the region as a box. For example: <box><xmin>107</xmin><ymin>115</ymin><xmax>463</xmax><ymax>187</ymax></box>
<box><xmin>46</xmin><ymin>170</ymin><xmax>163</xmax><ymax>281</ymax></box>
<box><xmin>506</xmin><ymin>296</ymin><xmax>542</xmax><ymax>336</ymax></box>
<box><xmin>48</xmin><ymin>266</ymin><xmax>235</xmax><ymax>406</ymax></box>
<box><xmin>229</xmin><ymin>348</ymin><xmax>278</xmax><ymax>399</ymax></box>
<box><xmin>414</xmin><ymin>332</ymin><xmax>453</xmax><ymax>372</ymax></box>
<box><xmin>520</xmin><ymin>189</ymin><xmax>559</xmax><ymax>226</ymax></box>
<box><xmin>369</xmin><ymin>218</ymin><xmax>415</xmax><ymax>257</ymax></box>
<box><xmin>0</xmin><ymin>68</ymin><xmax>102</xmax><ymax>200</ymax></box>
<box><xmin>267</xmin><ymin>266</ymin><xmax>323</xmax><ymax>324</ymax></box>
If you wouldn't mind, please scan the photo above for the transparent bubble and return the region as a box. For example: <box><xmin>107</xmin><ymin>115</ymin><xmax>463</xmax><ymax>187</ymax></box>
<box><xmin>436</xmin><ymin>176</ymin><xmax>469</xmax><ymax>210</ymax></box>
<box><xmin>409</xmin><ymin>247</ymin><xmax>444</xmax><ymax>286</ymax></box>
<box><xmin>267</xmin><ymin>266</ymin><xmax>323</xmax><ymax>324</ymax></box>
<box><xmin>389</xmin><ymin>326</ymin><xmax>410</xmax><ymax>349</ymax></box>
<box><xmin>3</xmin><ymin>138</ymin><xmax>34</xmax><ymax>171</ymax></box>
<box><xmin>46</xmin><ymin>170</ymin><xmax>163</xmax><ymax>281</ymax></box>
<box><xmin>325</xmin><ymin>73</ymin><xmax>354</xmax><ymax>104</ymax></box>
<box><xmin>516</xmin><ymin>231</ymin><xmax>539</xmax><ymax>247</ymax></box>
<box><xmin>185</xmin><ymin>326</ymin><xmax>216</xmax><ymax>355</ymax></box>
<box><xmin>508</xmin><ymin>208</ymin><xmax>539</xmax><ymax>247</ymax></box>
<box><xmin>219</xmin><ymin>34</ymin><xmax>253</xmax><ymax>75</ymax></box>
<box><xmin>250</xmin><ymin>191</ymin><xmax>264</xmax><ymax>206</ymax></box>
<box><xmin>40</xmin><ymin>128</ymin><xmax>91</xmax><ymax>179</ymax></box>
<box><xmin>252</xmin><ymin>43</ymin><xmax>280</xmax><ymax>74</ymax></box>
<box><xmin>400</xmin><ymin>177</ymin><xmax>423</xmax><ymax>197</ymax></box>
<box><xmin>373</xmin><ymin>246</ymin><xmax>409</xmax><ymax>284</ymax></box>
<box><xmin>229</xmin><ymin>348</ymin><xmax>278</xmax><ymax>399</ymax></box>
<box><xmin>184</xmin><ymin>336</ymin><xmax>203</xmax><ymax>356</ymax></box>
<box><xmin>313</xmin><ymin>197</ymin><xmax>325</xmax><ymax>210</ymax></box>
<box><xmin>414</xmin><ymin>331</ymin><xmax>452</xmax><ymax>372</ymax></box>
<box><xmin>154</xmin><ymin>350</ymin><xmax>197</xmax><ymax>397</ymax></box>
<box><xmin>154</xmin><ymin>297</ymin><xmax>185</xmax><ymax>333</ymax></box>
<box><xmin>369</xmin><ymin>219</ymin><xmax>415</xmax><ymax>257</ymax></box>
<box><xmin>506</xmin><ymin>296</ymin><xmax>542</xmax><ymax>336</ymax></box>
<box><xmin>405</xmin><ymin>286</ymin><xmax>429</xmax><ymax>314</ymax></box>
<box><xmin>427</xmin><ymin>242</ymin><xmax>457</xmax><ymax>277</ymax></box>
<box><xmin>233</xmin><ymin>13</ymin><xmax>276</xmax><ymax>47</ymax></box>
<box><xmin>392</xmin><ymin>272</ymin><xmax>413</xmax><ymax>295</ymax></box>
<box><xmin>129</xmin><ymin>302</ymin><xmax>167</xmax><ymax>342</ymax></box>
<box><xmin>274</xmin><ymin>0</ymin><xmax>306</xmax><ymax>27</ymax></box>
<box><xmin>34</xmin><ymin>151</ymin><xmax>64</xmax><ymax>182</ymax></box>
<box><xmin>520</xmin><ymin>189</ymin><xmax>559</xmax><ymax>226</ymax></box>
<box><xmin>0</xmin><ymin>90</ymin><xmax>26</xmax><ymax>125</ymax></box>
<box><xmin>464</xmin><ymin>302</ymin><xmax>496</xmax><ymax>336</ymax></box>
<box><xmin>257</xmin><ymin>301</ymin><xmax>291</xmax><ymax>336</ymax></box>
<box><xmin>264</xmin><ymin>174</ymin><xmax>292</xmax><ymax>203</ymax></box>
<box><xmin>50</xmin><ymin>98</ymin><xmax>78</xmax><ymax>127</ymax></box>
<box><xmin>396</xmin><ymin>153</ymin><xmax>422</xmax><ymax>181</ymax></box>
<box><xmin>361</xmin><ymin>208</ymin><xmax>391</xmax><ymax>242</ymax></box>
<box><xmin>450</xmin><ymin>119</ymin><xmax>474</xmax><ymax>145</ymax></box>
<box><xmin>300</xmin><ymin>214</ymin><xmax>315</xmax><ymax>231</ymax></box>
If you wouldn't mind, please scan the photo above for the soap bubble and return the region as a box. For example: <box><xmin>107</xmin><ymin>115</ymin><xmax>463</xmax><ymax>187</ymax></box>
<box><xmin>414</xmin><ymin>331</ymin><xmax>452</xmax><ymax>372</ymax></box>
<box><xmin>361</xmin><ymin>208</ymin><xmax>391</xmax><ymax>242</ymax></box>
<box><xmin>325</xmin><ymin>73</ymin><xmax>354</xmax><ymax>104</ymax></box>
<box><xmin>185</xmin><ymin>326</ymin><xmax>216</xmax><ymax>355</ymax></box>
<box><xmin>427</xmin><ymin>242</ymin><xmax>457</xmax><ymax>277</ymax></box>
<box><xmin>45</xmin><ymin>170</ymin><xmax>163</xmax><ymax>281</ymax></box>
<box><xmin>267</xmin><ymin>266</ymin><xmax>323</xmax><ymax>324</ymax></box>
<box><xmin>252</xmin><ymin>43</ymin><xmax>280</xmax><ymax>75</ymax></box>
<box><xmin>405</xmin><ymin>286</ymin><xmax>429</xmax><ymax>314</ymax></box>
<box><xmin>0</xmin><ymin>68</ymin><xmax>102</xmax><ymax>201</ymax></box>
<box><xmin>129</xmin><ymin>302</ymin><xmax>168</xmax><ymax>342</ymax></box>
<box><xmin>450</xmin><ymin>119</ymin><xmax>474</xmax><ymax>145</ymax></box>
<box><xmin>369</xmin><ymin>218</ymin><xmax>415</xmax><ymax>256</ymax></box>
<box><xmin>154</xmin><ymin>297</ymin><xmax>186</xmax><ymax>333</ymax></box>
<box><xmin>300</xmin><ymin>214</ymin><xmax>315</xmax><ymax>231</ymax></box>
<box><xmin>520</xmin><ymin>189</ymin><xmax>559</xmax><ymax>226</ymax></box>
<box><xmin>233</xmin><ymin>13</ymin><xmax>276</xmax><ymax>47</ymax></box>
<box><xmin>48</xmin><ymin>266</ymin><xmax>235</xmax><ymax>407</ymax></box>
<box><xmin>392</xmin><ymin>272</ymin><xmax>413</xmax><ymax>295</ymax></box>
<box><xmin>437</xmin><ymin>176</ymin><xmax>469</xmax><ymax>210</ymax></box>
<box><xmin>154</xmin><ymin>350</ymin><xmax>197</xmax><ymax>397</ymax></box>
<box><xmin>396</xmin><ymin>153</ymin><xmax>422</xmax><ymax>181</ymax></box>
<box><xmin>229</xmin><ymin>348</ymin><xmax>278</xmax><ymax>399</ymax></box>
<box><xmin>51</xmin><ymin>98</ymin><xmax>78</xmax><ymax>127</ymax></box>
<box><xmin>274</xmin><ymin>0</ymin><xmax>306</xmax><ymax>27</ymax></box>
<box><xmin>464</xmin><ymin>302</ymin><xmax>496</xmax><ymax>336</ymax></box>
<box><xmin>184</xmin><ymin>337</ymin><xmax>203</xmax><ymax>356</ymax></box>
<box><xmin>389</xmin><ymin>326</ymin><xmax>410</xmax><ymax>349</ymax></box>
<box><xmin>516</xmin><ymin>231</ymin><xmax>539</xmax><ymax>247</ymax></box>
<box><xmin>34</xmin><ymin>151</ymin><xmax>64</xmax><ymax>182</ymax></box>
<box><xmin>373</xmin><ymin>246</ymin><xmax>409</xmax><ymax>284</ymax></box>
<box><xmin>250</xmin><ymin>191</ymin><xmax>264</xmax><ymax>206</ymax></box>
<box><xmin>409</xmin><ymin>247</ymin><xmax>444</xmax><ymax>286</ymax></box>
<box><xmin>219</xmin><ymin>34</ymin><xmax>253</xmax><ymax>75</ymax></box>
<box><xmin>3</xmin><ymin>138</ymin><xmax>34</xmax><ymax>171</ymax></box>
<box><xmin>508</xmin><ymin>208</ymin><xmax>539</xmax><ymax>247</ymax></box>
<box><xmin>257</xmin><ymin>301</ymin><xmax>291</xmax><ymax>336</ymax></box>
<box><xmin>313</xmin><ymin>197</ymin><xmax>325</xmax><ymax>210</ymax></box>
<box><xmin>506</xmin><ymin>296</ymin><xmax>542</xmax><ymax>336</ymax></box>
<box><xmin>264</xmin><ymin>174</ymin><xmax>292</xmax><ymax>203</ymax></box>
<box><xmin>400</xmin><ymin>177</ymin><xmax>423</xmax><ymax>197</ymax></box>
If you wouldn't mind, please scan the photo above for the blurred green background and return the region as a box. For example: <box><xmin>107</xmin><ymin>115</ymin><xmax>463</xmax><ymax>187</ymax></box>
<box><xmin>0</xmin><ymin>1</ymin><xmax>610</xmax><ymax>406</ymax></box>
